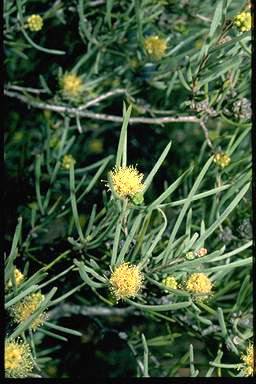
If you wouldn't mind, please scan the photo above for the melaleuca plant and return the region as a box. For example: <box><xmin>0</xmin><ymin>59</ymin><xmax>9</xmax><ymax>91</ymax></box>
<box><xmin>71</xmin><ymin>105</ymin><xmax>252</xmax><ymax>376</ymax></box>
<box><xmin>4</xmin><ymin>218</ymin><xmax>83</xmax><ymax>378</ymax></box>
<box><xmin>4</xmin><ymin>0</ymin><xmax>252</xmax><ymax>378</ymax></box>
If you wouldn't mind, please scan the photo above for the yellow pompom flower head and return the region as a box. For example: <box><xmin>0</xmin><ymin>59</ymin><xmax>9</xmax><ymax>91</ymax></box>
<box><xmin>8</xmin><ymin>292</ymin><xmax>48</xmax><ymax>332</ymax></box>
<box><xmin>144</xmin><ymin>35</ymin><xmax>167</xmax><ymax>60</ymax></box>
<box><xmin>239</xmin><ymin>343</ymin><xmax>254</xmax><ymax>376</ymax></box>
<box><xmin>27</xmin><ymin>15</ymin><xmax>43</xmax><ymax>32</ymax></box>
<box><xmin>60</xmin><ymin>72</ymin><xmax>83</xmax><ymax>100</ymax></box>
<box><xmin>107</xmin><ymin>165</ymin><xmax>144</xmax><ymax>201</ymax></box>
<box><xmin>109</xmin><ymin>263</ymin><xmax>144</xmax><ymax>302</ymax></box>
<box><xmin>213</xmin><ymin>153</ymin><xmax>231</xmax><ymax>169</ymax></box>
<box><xmin>185</xmin><ymin>273</ymin><xmax>212</xmax><ymax>301</ymax></box>
<box><xmin>6</xmin><ymin>268</ymin><xmax>24</xmax><ymax>290</ymax></box>
<box><xmin>61</xmin><ymin>154</ymin><xmax>76</xmax><ymax>170</ymax></box>
<box><xmin>234</xmin><ymin>12</ymin><xmax>251</xmax><ymax>32</ymax></box>
<box><xmin>5</xmin><ymin>339</ymin><xmax>34</xmax><ymax>378</ymax></box>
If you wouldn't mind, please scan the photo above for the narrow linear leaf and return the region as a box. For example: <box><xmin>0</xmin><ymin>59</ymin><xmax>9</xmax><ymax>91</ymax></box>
<box><xmin>5</xmin><ymin>285</ymin><xmax>39</xmax><ymax>309</ymax></box>
<box><xmin>44</xmin><ymin>321</ymin><xmax>82</xmax><ymax>337</ymax></box>
<box><xmin>209</xmin><ymin>1</ymin><xmax>223</xmax><ymax>38</ymax></box>
<box><xmin>148</xmin><ymin>168</ymin><xmax>190</xmax><ymax>210</ymax></box>
<box><xmin>143</xmin><ymin>141</ymin><xmax>172</xmax><ymax>194</ymax></box>
<box><xmin>116</xmin><ymin>104</ymin><xmax>132</xmax><ymax>168</ymax></box>
<box><xmin>193</xmin><ymin>182</ymin><xmax>251</xmax><ymax>248</ymax></box>
<box><xmin>126</xmin><ymin>299</ymin><xmax>191</xmax><ymax>312</ymax></box>
<box><xmin>164</xmin><ymin>156</ymin><xmax>214</xmax><ymax>262</ymax></box>
<box><xmin>116</xmin><ymin>213</ymin><xmax>143</xmax><ymax>265</ymax></box>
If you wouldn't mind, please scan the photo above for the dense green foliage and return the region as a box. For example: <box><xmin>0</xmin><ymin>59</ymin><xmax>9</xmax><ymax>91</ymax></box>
<box><xmin>4</xmin><ymin>0</ymin><xmax>252</xmax><ymax>378</ymax></box>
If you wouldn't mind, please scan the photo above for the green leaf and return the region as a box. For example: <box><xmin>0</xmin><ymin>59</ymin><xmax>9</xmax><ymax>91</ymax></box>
<box><xmin>49</xmin><ymin>282</ymin><xmax>86</xmax><ymax>306</ymax></box>
<box><xmin>126</xmin><ymin>299</ymin><xmax>191</xmax><ymax>312</ymax></box>
<box><xmin>38</xmin><ymin>328</ymin><xmax>68</xmax><ymax>342</ymax></box>
<box><xmin>116</xmin><ymin>104</ymin><xmax>132</xmax><ymax>168</ymax></box>
<box><xmin>5</xmin><ymin>217</ymin><xmax>22</xmax><ymax>283</ymax></box>
<box><xmin>116</xmin><ymin>213</ymin><xmax>143</xmax><ymax>265</ymax></box>
<box><xmin>74</xmin><ymin>259</ymin><xmax>106</xmax><ymax>288</ymax></box>
<box><xmin>105</xmin><ymin>0</ymin><xmax>114</xmax><ymax>28</ymax></box>
<box><xmin>143</xmin><ymin>141</ymin><xmax>172</xmax><ymax>194</ymax></box>
<box><xmin>5</xmin><ymin>285</ymin><xmax>39</xmax><ymax>309</ymax></box>
<box><xmin>193</xmin><ymin>182</ymin><xmax>251</xmax><ymax>248</ymax></box>
<box><xmin>198</xmin><ymin>57</ymin><xmax>242</xmax><ymax>87</ymax></box>
<box><xmin>148</xmin><ymin>167</ymin><xmax>190</xmax><ymax>210</ymax></box>
<box><xmin>139</xmin><ymin>209</ymin><xmax>167</xmax><ymax>269</ymax></box>
<box><xmin>44</xmin><ymin>321</ymin><xmax>82</xmax><ymax>337</ymax></box>
<box><xmin>209</xmin><ymin>1</ymin><xmax>223</xmax><ymax>38</ymax></box>
<box><xmin>69</xmin><ymin>161</ymin><xmax>84</xmax><ymax>241</ymax></box>
<box><xmin>163</xmin><ymin>156</ymin><xmax>214</xmax><ymax>263</ymax></box>
<box><xmin>178</xmin><ymin>68</ymin><xmax>191</xmax><ymax>91</ymax></box>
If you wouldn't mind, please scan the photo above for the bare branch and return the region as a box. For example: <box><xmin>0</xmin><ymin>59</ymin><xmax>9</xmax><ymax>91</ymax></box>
<box><xmin>5</xmin><ymin>84</ymin><xmax>49</xmax><ymax>94</ymax></box>
<box><xmin>47</xmin><ymin>303</ymin><xmax>140</xmax><ymax>320</ymax></box>
<box><xmin>78</xmin><ymin>88</ymin><xmax>127</xmax><ymax>110</ymax></box>
<box><xmin>4</xmin><ymin>88</ymin><xmax>200</xmax><ymax>126</ymax></box>
<box><xmin>199</xmin><ymin>119</ymin><xmax>213</xmax><ymax>149</ymax></box>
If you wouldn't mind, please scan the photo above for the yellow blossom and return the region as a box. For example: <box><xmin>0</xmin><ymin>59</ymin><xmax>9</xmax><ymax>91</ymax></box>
<box><xmin>61</xmin><ymin>72</ymin><xmax>83</xmax><ymax>98</ymax></box>
<box><xmin>6</xmin><ymin>268</ymin><xmax>24</xmax><ymax>289</ymax></box>
<box><xmin>9</xmin><ymin>292</ymin><xmax>48</xmax><ymax>331</ymax></box>
<box><xmin>162</xmin><ymin>276</ymin><xmax>178</xmax><ymax>290</ymax></box>
<box><xmin>185</xmin><ymin>273</ymin><xmax>212</xmax><ymax>300</ymax></box>
<box><xmin>213</xmin><ymin>153</ymin><xmax>231</xmax><ymax>168</ymax></box>
<box><xmin>234</xmin><ymin>12</ymin><xmax>251</xmax><ymax>32</ymax></box>
<box><xmin>108</xmin><ymin>165</ymin><xmax>144</xmax><ymax>199</ymax></box>
<box><xmin>27</xmin><ymin>15</ymin><xmax>43</xmax><ymax>32</ymax></box>
<box><xmin>144</xmin><ymin>35</ymin><xmax>167</xmax><ymax>60</ymax></box>
<box><xmin>240</xmin><ymin>343</ymin><xmax>254</xmax><ymax>376</ymax></box>
<box><xmin>5</xmin><ymin>339</ymin><xmax>34</xmax><ymax>378</ymax></box>
<box><xmin>109</xmin><ymin>263</ymin><xmax>144</xmax><ymax>301</ymax></box>
<box><xmin>61</xmin><ymin>154</ymin><xmax>76</xmax><ymax>170</ymax></box>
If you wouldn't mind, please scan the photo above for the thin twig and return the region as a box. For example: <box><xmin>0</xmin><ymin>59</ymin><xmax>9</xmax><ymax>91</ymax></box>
<box><xmin>5</xmin><ymin>84</ymin><xmax>49</xmax><ymax>94</ymax></box>
<box><xmin>78</xmin><ymin>88</ymin><xmax>128</xmax><ymax>110</ymax></box>
<box><xmin>199</xmin><ymin>119</ymin><xmax>213</xmax><ymax>149</ymax></box>
<box><xmin>4</xmin><ymin>89</ymin><xmax>200</xmax><ymax>126</ymax></box>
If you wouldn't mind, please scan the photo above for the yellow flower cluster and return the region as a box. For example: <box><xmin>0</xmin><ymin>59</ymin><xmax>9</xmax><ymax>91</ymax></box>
<box><xmin>240</xmin><ymin>343</ymin><xmax>254</xmax><ymax>376</ymax></box>
<box><xmin>6</xmin><ymin>268</ymin><xmax>24</xmax><ymax>289</ymax></box>
<box><xmin>5</xmin><ymin>339</ymin><xmax>34</xmax><ymax>378</ymax></box>
<box><xmin>108</xmin><ymin>165</ymin><xmax>144</xmax><ymax>199</ymax></box>
<box><xmin>61</xmin><ymin>73</ymin><xmax>83</xmax><ymax>98</ymax></box>
<box><xmin>27</xmin><ymin>15</ymin><xmax>43</xmax><ymax>32</ymax></box>
<box><xmin>213</xmin><ymin>153</ymin><xmax>231</xmax><ymax>168</ymax></box>
<box><xmin>234</xmin><ymin>12</ymin><xmax>251</xmax><ymax>32</ymax></box>
<box><xmin>109</xmin><ymin>263</ymin><xmax>144</xmax><ymax>301</ymax></box>
<box><xmin>9</xmin><ymin>292</ymin><xmax>47</xmax><ymax>331</ymax></box>
<box><xmin>162</xmin><ymin>276</ymin><xmax>178</xmax><ymax>290</ymax></box>
<box><xmin>144</xmin><ymin>35</ymin><xmax>167</xmax><ymax>60</ymax></box>
<box><xmin>185</xmin><ymin>273</ymin><xmax>212</xmax><ymax>298</ymax></box>
<box><xmin>61</xmin><ymin>154</ymin><xmax>76</xmax><ymax>170</ymax></box>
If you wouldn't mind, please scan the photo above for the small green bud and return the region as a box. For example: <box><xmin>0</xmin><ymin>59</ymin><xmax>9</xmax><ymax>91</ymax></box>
<box><xmin>131</xmin><ymin>192</ymin><xmax>144</xmax><ymax>205</ymax></box>
<box><xmin>185</xmin><ymin>251</ymin><xmax>195</xmax><ymax>260</ymax></box>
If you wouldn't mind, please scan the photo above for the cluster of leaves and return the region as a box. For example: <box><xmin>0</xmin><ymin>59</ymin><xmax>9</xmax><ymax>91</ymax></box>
<box><xmin>4</xmin><ymin>0</ymin><xmax>252</xmax><ymax>378</ymax></box>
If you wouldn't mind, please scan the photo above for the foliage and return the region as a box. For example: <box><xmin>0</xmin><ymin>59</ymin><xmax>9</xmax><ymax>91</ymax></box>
<box><xmin>4</xmin><ymin>0</ymin><xmax>252</xmax><ymax>378</ymax></box>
